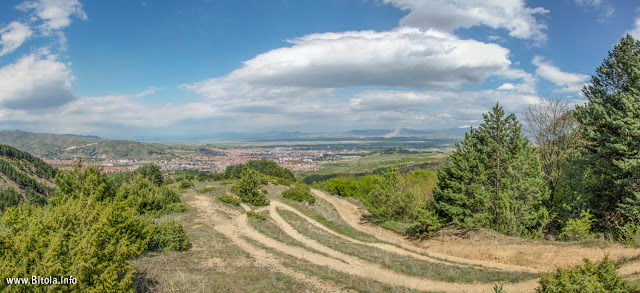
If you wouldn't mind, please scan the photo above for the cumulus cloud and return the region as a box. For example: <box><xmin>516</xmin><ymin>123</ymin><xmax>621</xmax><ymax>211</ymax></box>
<box><xmin>532</xmin><ymin>55</ymin><xmax>589</xmax><ymax>94</ymax></box>
<box><xmin>17</xmin><ymin>0</ymin><xmax>87</xmax><ymax>34</ymax></box>
<box><xmin>0</xmin><ymin>22</ymin><xmax>32</xmax><ymax>56</ymax></box>
<box><xmin>184</xmin><ymin>27</ymin><xmax>514</xmax><ymax>101</ymax></box>
<box><xmin>176</xmin><ymin>26</ymin><xmax>541</xmax><ymax>135</ymax></box>
<box><xmin>383</xmin><ymin>0</ymin><xmax>548</xmax><ymax>43</ymax></box>
<box><xmin>0</xmin><ymin>53</ymin><xmax>76</xmax><ymax>110</ymax></box>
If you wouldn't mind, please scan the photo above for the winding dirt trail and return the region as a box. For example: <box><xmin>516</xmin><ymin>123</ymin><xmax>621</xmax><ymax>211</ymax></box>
<box><xmin>270</xmin><ymin>201</ymin><xmax>529</xmax><ymax>271</ymax></box>
<box><xmin>311</xmin><ymin>189</ymin><xmax>640</xmax><ymax>276</ymax></box>
<box><xmin>312</xmin><ymin>190</ymin><xmax>542</xmax><ymax>273</ymax></box>
<box><xmin>190</xmin><ymin>195</ymin><xmax>350</xmax><ymax>293</ymax></box>
<box><xmin>190</xmin><ymin>194</ymin><xmax>544</xmax><ymax>292</ymax></box>
<box><xmin>185</xmin><ymin>187</ymin><xmax>640</xmax><ymax>292</ymax></box>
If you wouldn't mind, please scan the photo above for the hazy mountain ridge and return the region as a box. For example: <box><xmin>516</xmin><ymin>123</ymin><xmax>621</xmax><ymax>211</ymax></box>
<box><xmin>0</xmin><ymin>129</ymin><xmax>466</xmax><ymax>159</ymax></box>
<box><xmin>0</xmin><ymin>130</ymin><xmax>193</xmax><ymax>159</ymax></box>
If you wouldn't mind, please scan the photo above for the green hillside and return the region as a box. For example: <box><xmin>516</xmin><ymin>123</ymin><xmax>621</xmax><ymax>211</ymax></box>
<box><xmin>0</xmin><ymin>130</ymin><xmax>195</xmax><ymax>159</ymax></box>
<box><xmin>0</xmin><ymin>145</ymin><xmax>57</xmax><ymax>210</ymax></box>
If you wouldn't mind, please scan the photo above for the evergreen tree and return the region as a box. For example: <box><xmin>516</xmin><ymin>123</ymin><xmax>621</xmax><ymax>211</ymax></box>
<box><xmin>434</xmin><ymin>103</ymin><xmax>549</xmax><ymax>236</ymax></box>
<box><xmin>135</xmin><ymin>164</ymin><xmax>164</xmax><ymax>186</ymax></box>
<box><xmin>574</xmin><ymin>34</ymin><xmax>640</xmax><ymax>225</ymax></box>
<box><xmin>232</xmin><ymin>168</ymin><xmax>270</xmax><ymax>206</ymax></box>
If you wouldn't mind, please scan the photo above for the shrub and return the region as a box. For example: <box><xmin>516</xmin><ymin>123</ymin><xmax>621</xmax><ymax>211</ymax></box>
<box><xmin>118</xmin><ymin>176</ymin><xmax>186</xmax><ymax>216</ymax></box>
<box><xmin>559</xmin><ymin>210</ymin><xmax>596</xmax><ymax>241</ymax></box>
<box><xmin>218</xmin><ymin>194</ymin><xmax>242</xmax><ymax>206</ymax></box>
<box><xmin>246</xmin><ymin>210</ymin><xmax>267</xmax><ymax>220</ymax></box>
<box><xmin>616</xmin><ymin>220</ymin><xmax>640</xmax><ymax>245</ymax></box>
<box><xmin>179</xmin><ymin>179</ymin><xmax>193</xmax><ymax>189</ymax></box>
<box><xmin>220</xmin><ymin>179</ymin><xmax>235</xmax><ymax>185</ymax></box>
<box><xmin>198</xmin><ymin>186</ymin><xmax>215</xmax><ymax>194</ymax></box>
<box><xmin>274</xmin><ymin>177</ymin><xmax>294</xmax><ymax>186</ymax></box>
<box><xmin>407</xmin><ymin>209</ymin><xmax>443</xmax><ymax>237</ymax></box>
<box><xmin>149</xmin><ymin>220</ymin><xmax>190</xmax><ymax>251</ymax></box>
<box><xmin>536</xmin><ymin>255</ymin><xmax>634</xmax><ymax>292</ymax></box>
<box><xmin>282</xmin><ymin>184</ymin><xmax>316</xmax><ymax>204</ymax></box>
<box><xmin>232</xmin><ymin>169</ymin><xmax>270</xmax><ymax>206</ymax></box>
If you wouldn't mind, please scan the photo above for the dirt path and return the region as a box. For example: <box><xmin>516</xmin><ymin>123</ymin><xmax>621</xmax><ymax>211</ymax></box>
<box><xmin>192</xmin><ymin>195</ymin><xmax>544</xmax><ymax>292</ymax></box>
<box><xmin>270</xmin><ymin>200</ymin><xmax>530</xmax><ymax>272</ymax></box>
<box><xmin>190</xmin><ymin>195</ymin><xmax>351</xmax><ymax>293</ymax></box>
<box><xmin>311</xmin><ymin>189</ymin><xmax>640</xmax><ymax>273</ymax></box>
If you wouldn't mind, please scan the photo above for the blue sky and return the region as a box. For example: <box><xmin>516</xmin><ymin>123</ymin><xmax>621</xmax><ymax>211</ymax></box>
<box><xmin>0</xmin><ymin>0</ymin><xmax>638</xmax><ymax>140</ymax></box>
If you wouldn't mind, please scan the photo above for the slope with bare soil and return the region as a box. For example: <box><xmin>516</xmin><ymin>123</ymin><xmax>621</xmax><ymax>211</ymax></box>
<box><xmin>192</xmin><ymin>194</ymin><xmax>543</xmax><ymax>292</ymax></box>
<box><xmin>161</xmin><ymin>185</ymin><xmax>640</xmax><ymax>293</ymax></box>
<box><xmin>311</xmin><ymin>189</ymin><xmax>640</xmax><ymax>274</ymax></box>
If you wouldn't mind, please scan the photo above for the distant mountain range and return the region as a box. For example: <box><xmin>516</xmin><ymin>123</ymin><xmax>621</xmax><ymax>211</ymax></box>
<box><xmin>134</xmin><ymin>127</ymin><xmax>469</xmax><ymax>143</ymax></box>
<box><xmin>0</xmin><ymin>128</ymin><xmax>468</xmax><ymax>159</ymax></box>
<box><xmin>0</xmin><ymin>130</ymin><xmax>196</xmax><ymax>159</ymax></box>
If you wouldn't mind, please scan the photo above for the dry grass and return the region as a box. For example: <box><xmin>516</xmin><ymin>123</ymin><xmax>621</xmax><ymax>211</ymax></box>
<box><xmin>241</xmin><ymin>236</ymin><xmax>436</xmax><ymax>293</ymax></box>
<box><xmin>133</xmin><ymin>192</ymin><xmax>311</xmax><ymax>293</ymax></box>
<box><xmin>278</xmin><ymin>208</ymin><xmax>538</xmax><ymax>284</ymax></box>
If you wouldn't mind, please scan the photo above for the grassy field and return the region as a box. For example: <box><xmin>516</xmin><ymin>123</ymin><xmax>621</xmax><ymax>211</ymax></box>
<box><xmin>299</xmin><ymin>152</ymin><xmax>445</xmax><ymax>179</ymax></box>
<box><xmin>134</xmin><ymin>181</ymin><xmax>640</xmax><ymax>292</ymax></box>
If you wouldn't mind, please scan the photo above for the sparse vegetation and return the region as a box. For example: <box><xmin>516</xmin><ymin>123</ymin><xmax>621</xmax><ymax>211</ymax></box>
<box><xmin>278</xmin><ymin>208</ymin><xmax>538</xmax><ymax>284</ymax></box>
<box><xmin>149</xmin><ymin>220</ymin><xmax>190</xmax><ymax>251</ymax></box>
<box><xmin>232</xmin><ymin>168</ymin><xmax>270</xmax><ymax>206</ymax></box>
<box><xmin>218</xmin><ymin>194</ymin><xmax>242</xmax><ymax>206</ymax></box>
<box><xmin>536</xmin><ymin>256</ymin><xmax>635</xmax><ymax>292</ymax></box>
<box><xmin>246</xmin><ymin>210</ymin><xmax>268</xmax><ymax>220</ymax></box>
<box><xmin>282</xmin><ymin>184</ymin><xmax>316</xmax><ymax>204</ymax></box>
<box><xmin>559</xmin><ymin>210</ymin><xmax>596</xmax><ymax>241</ymax></box>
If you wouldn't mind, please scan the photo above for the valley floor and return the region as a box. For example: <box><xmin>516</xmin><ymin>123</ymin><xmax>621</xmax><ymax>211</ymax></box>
<box><xmin>135</xmin><ymin>185</ymin><xmax>640</xmax><ymax>292</ymax></box>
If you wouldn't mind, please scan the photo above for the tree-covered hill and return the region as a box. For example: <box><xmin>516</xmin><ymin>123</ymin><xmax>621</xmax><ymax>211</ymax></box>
<box><xmin>0</xmin><ymin>144</ymin><xmax>57</xmax><ymax>210</ymax></box>
<box><xmin>0</xmin><ymin>130</ymin><xmax>196</xmax><ymax>159</ymax></box>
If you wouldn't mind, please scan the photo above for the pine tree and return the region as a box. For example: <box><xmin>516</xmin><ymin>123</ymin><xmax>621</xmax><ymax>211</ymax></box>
<box><xmin>574</xmin><ymin>34</ymin><xmax>640</xmax><ymax>225</ymax></box>
<box><xmin>434</xmin><ymin>103</ymin><xmax>549</xmax><ymax>236</ymax></box>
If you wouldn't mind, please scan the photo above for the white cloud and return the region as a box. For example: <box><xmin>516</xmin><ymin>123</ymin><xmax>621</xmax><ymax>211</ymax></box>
<box><xmin>497</xmin><ymin>83</ymin><xmax>516</xmax><ymax>91</ymax></box>
<box><xmin>0</xmin><ymin>53</ymin><xmax>76</xmax><ymax>109</ymax></box>
<box><xmin>574</xmin><ymin>0</ymin><xmax>614</xmax><ymax>19</ymax></box>
<box><xmin>176</xmin><ymin>26</ymin><xmax>540</xmax><ymax>135</ymax></box>
<box><xmin>17</xmin><ymin>0</ymin><xmax>87</xmax><ymax>34</ymax></box>
<box><xmin>532</xmin><ymin>55</ymin><xmax>589</xmax><ymax>94</ymax></box>
<box><xmin>626</xmin><ymin>17</ymin><xmax>640</xmax><ymax>39</ymax></box>
<box><xmin>184</xmin><ymin>27</ymin><xmax>514</xmax><ymax>101</ymax></box>
<box><xmin>383</xmin><ymin>0</ymin><xmax>549</xmax><ymax>43</ymax></box>
<box><xmin>0</xmin><ymin>22</ymin><xmax>32</xmax><ymax>57</ymax></box>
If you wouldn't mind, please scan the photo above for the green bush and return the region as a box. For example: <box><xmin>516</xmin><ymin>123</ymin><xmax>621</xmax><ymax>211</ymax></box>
<box><xmin>367</xmin><ymin>169</ymin><xmax>424</xmax><ymax>221</ymax></box>
<box><xmin>149</xmin><ymin>220</ymin><xmax>190</xmax><ymax>251</ymax></box>
<box><xmin>224</xmin><ymin>158</ymin><xmax>295</xmax><ymax>181</ymax></box>
<box><xmin>0</xmin><ymin>158</ymin><xmax>190</xmax><ymax>292</ymax></box>
<box><xmin>407</xmin><ymin>209</ymin><xmax>443</xmax><ymax>237</ymax></box>
<box><xmin>616</xmin><ymin>220</ymin><xmax>640</xmax><ymax>245</ymax></box>
<box><xmin>232</xmin><ymin>168</ymin><xmax>270</xmax><ymax>206</ymax></box>
<box><xmin>282</xmin><ymin>184</ymin><xmax>316</xmax><ymax>204</ymax></box>
<box><xmin>220</xmin><ymin>179</ymin><xmax>235</xmax><ymax>185</ymax></box>
<box><xmin>118</xmin><ymin>175</ymin><xmax>186</xmax><ymax>216</ymax></box>
<box><xmin>559</xmin><ymin>210</ymin><xmax>596</xmax><ymax>241</ymax></box>
<box><xmin>246</xmin><ymin>210</ymin><xmax>267</xmax><ymax>220</ymax></box>
<box><xmin>274</xmin><ymin>177</ymin><xmax>294</xmax><ymax>186</ymax></box>
<box><xmin>218</xmin><ymin>194</ymin><xmax>242</xmax><ymax>206</ymax></box>
<box><xmin>536</xmin><ymin>256</ymin><xmax>634</xmax><ymax>292</ymax></box>
<box><xmin>198</xmin><ymin>186</ymin><xmax>215</xmax><ymax>194</ymax></box>
<box><xmin>179</xmin><ymin>179</ymin><xmax>193</xmax><ymax>189</ymax></box>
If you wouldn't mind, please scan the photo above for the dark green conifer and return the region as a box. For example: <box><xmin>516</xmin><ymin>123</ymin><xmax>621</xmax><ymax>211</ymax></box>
<box><xmin>435</xmin><ymin>103</ymin><xmax>549</xmax><ymax>236</ymax></box>
<box><xmin>574</xmin><ymin>34</ymin><xmax>640</xmax><ymax>224</ymax></box>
